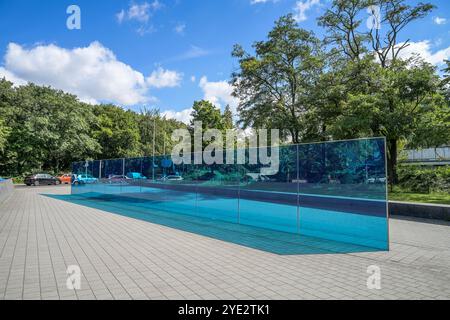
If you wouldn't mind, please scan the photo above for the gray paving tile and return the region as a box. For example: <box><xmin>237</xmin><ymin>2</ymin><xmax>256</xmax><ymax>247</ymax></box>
<box><xmin>0</xmin><ymin>185</ymin><xmax>449</xmax><ymax>300</ymax></box>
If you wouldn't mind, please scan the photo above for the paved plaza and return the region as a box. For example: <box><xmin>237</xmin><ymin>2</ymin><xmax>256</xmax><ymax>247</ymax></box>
<box><xmin>0</xmin><ymin>185</ymin><xmax>449</xmax><ymax>300</ymax></box>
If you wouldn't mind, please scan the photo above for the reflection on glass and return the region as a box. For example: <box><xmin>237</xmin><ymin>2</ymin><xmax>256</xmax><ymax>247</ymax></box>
<box><xmin>71</xmin><ymin>138</ymin><xmax>388</xmax><ymax>251</ymax></box>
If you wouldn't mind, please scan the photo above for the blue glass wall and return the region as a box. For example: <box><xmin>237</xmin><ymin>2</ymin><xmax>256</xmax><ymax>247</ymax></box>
<box><xmin>72</xmin><ymin>138</ymin><xmax>389</xmax><ymax>250</ymax></box>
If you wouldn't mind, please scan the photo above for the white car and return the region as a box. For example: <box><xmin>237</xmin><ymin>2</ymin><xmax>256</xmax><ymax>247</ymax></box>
<box><xmin>367</xmin><ymin>177</ymin><xmax>387</xmax><ymax>184</ymax></box>
<box><xmin>161</xmin><ymin>175</ymin><xmax>183</xmax><ymax>181</ymax></box>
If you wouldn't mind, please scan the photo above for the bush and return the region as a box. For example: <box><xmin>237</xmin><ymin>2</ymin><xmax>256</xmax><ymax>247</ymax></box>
<box><xmin>12</xmin><ymin>177</ymin><xmax>24</xmax><ymax>184</ymax></box>
<box><xmin>397</xmin><ymin>165</ymin><xmax>450</xmax><ymax>193</ymax></box>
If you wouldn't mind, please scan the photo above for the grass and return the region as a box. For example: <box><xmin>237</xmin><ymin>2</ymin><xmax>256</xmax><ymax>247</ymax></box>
<box><xmin>389</xmin><ymin>186</ymin><xmax>450</xmax><ymax>205</ymax></box>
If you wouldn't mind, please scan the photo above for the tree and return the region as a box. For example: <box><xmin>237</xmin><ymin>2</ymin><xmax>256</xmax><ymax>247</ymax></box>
<box><xmin>328</xmin><ymin>59</ymin><xmax>445</xmax><ymax>183</ymax></box>
<box><xmin>232</xmin><ymin>15</ymin><xmax>325</xmax><ymax>143</ymax></box>
<box><xmin>0</xmin><ymin>79</ymin><xmax>13</xmax><ymax>153</ymax></box>
<box><xmin>92</xmin><ymin>104</ymin><xmax>142</xmax><ymax>159</ymax></box>
<box><xmin>0</xmin><ymin>82</ymin><xmax>102</xmax><ymax>175</ymax></box>
<box><xmin>318</xmin><ymin>0</ymin><xmax>435</xmax><ymax>67</ymax></box>
<box><xmin>443</xmin><ymin>60</ymin><xmax>450</xmax><ymax>101</ymax></box>
<box><xmin>410</xmin><ymin>60</ymin><xmax>450</xmax><ymax>149</ymax></box>
<box><xmin>190</xmin><ymin>100</ymin><xmax>224</xmax><ymax>130</ymax></box>
<box><xmin>0</xmin><ymin>119</ymin><xmax>9</xmax><ymax>153</ymax></box>
<box><xmin>0</xmin><ymin>79</ymin><xmax>188</xmax><ymax>177</ymax></box>
<box><xmin>222</xmin><ymin>105</ymin><xmax>234</xmax><ymax>130</ymax></box>
<box><xmin>318</xmin><ymin>0</ymin><xmax>437</xmax><ymax>184</ymax></box>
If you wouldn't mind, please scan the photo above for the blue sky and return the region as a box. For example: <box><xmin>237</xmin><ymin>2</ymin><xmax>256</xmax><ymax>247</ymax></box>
<box><xmin>0</xmin><ymin>0</ymin><xmax>449</xmax><ymax>122</ymax></box>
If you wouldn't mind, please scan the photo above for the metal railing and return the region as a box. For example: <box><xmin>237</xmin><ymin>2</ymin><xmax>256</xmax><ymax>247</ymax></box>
<box><xmin>402</xmin><ymin>147</ymin><xmax>450</xmax><ymax>164</ymax></box>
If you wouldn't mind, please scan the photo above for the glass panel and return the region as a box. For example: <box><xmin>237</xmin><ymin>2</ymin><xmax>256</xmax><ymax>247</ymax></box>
<box><xmin>159</xmin><ymin>158</ymin><xmax>199</xmax><ymax>216</ymax></box>
<box><xmin>298</xmin><ymin>138</ymin><xmax>388</xmax><ymax>250</ymax></box>
<box><xmin>135</xmin><ymin>156</ymin><xmax>168</xmax><ymax>211</ymax></box>
<box><xmin>194</xmin><ymin>150</ymin><xmax>239</xmax><ymax>223</ymax></box>
<box><xmin>70</xmin><ymin>138</ymin><xmax>388</xmax><ymax>251</ymax></box>
<box><xmin>121</xmin><ymin>157</ymin><xmax>143</xmax><ymax>196</ymax></box>
<box><xmin>237</xmin><ymin>144</ymin><xmax>298</xmax><ymax>233</ymax></box>
<box><xmin>102</xmin><ymin>159</ymin><xmax>125</xmax><ymax>196</ymax></box>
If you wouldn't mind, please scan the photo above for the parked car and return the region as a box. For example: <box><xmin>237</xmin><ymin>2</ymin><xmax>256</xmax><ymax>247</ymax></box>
<box><xmin>58</xmin><ymin>174</ymin><xmax>72</xmax><ymax>184</ymax></box>
<box><xmin>108</xmin><ymin>175</ymin><xmax>131</xmax><ymax>184</ymax></box>
<box><xmin>161</xmin><ymin>175</ymin><xmax>183</xmax><ymax>181</ymax></box>
<box><xmin>72</xmin><ymin>174</ymin><xmax>99</xmax><ymax>185</ymax></box>
<box><xmin>126</xmin><ymin>172</ymin><xmax>147</xmax><ymax>179</ymax></box>
<box><xmin>367</xmin><ymin>177</ymin><xmax>387</xmax><ymax>184</ymax></box>
<box><xmin>25</xmin><ymin>173</ymin><xmax>61</xmax><ymax>186</ymax></box>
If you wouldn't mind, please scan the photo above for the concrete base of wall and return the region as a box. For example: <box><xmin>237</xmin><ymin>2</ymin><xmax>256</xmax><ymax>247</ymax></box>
<box><xmin>389</xmin><ymin>201</ymin><xmax>450</xmax><ymax>221</ymax></box>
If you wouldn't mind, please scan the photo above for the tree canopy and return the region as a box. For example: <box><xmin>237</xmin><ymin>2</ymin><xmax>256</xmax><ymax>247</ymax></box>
<box><xmin>232</xmin><ymin>0</ymin><xmax>448</xmax><ymax>184</ymax></box>
<box><xmin>0</xmin><ymin>79</ymin><xmax>186</xmax><ymax>177</ymax></box>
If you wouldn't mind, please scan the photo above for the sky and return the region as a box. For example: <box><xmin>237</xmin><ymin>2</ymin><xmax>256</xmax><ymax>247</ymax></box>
<box><xmin>0</xmin><ymin>0</ymin><xmax>449</xmax><ymax>123</ymax></box>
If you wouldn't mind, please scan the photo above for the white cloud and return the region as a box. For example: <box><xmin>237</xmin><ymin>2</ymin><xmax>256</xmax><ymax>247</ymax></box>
<box><xmin>162</xmin><ymin>108</ymin><xmax>193</xmax><ymax>124</ymax></box>
<box><xmin>147</xmin><ymin>67</ymin><xmax>183</xmax><ymax>88</ymax></box>
<box><xmin>396</xmin><ymin>40</ymin><xmax>450</xmax><ymax>66</ymax></box>
<box><xmin>0</xmin><ymin>67</ymin><xmax>27</xmax><ymax>86</ymax></box>
<box><xmin>116</xmin><ymin>1</ymin><xmax>162</xmax><ymax>34</ymax></box>
<box><xmin>174</xmin><ymin>23</ymin><xmax>186</xmax><ymax>35</ymax></box>
<box><xmin>179</xmin><ymin>45</ymin><xmax>209</xmax><ymax>60</ymax></box>
<box><xmin>163</xmin><ymin>76</ymin><xmax>239</xmax><ymax>125</ymax></box>
<box><xmin>136</xmin><ymin>25</ymin><xmax>156</xmax><ymax>36</ymax></box>
<box><xmin>190</xmin><ymin>75</ymin><xmax>196</xmax><ymax>82</ymax></box>
<box><xmin>0</xmin><ymin>42</ymin><xmax>182</xmax><ymax>106</ymax></box>
<box><xmin>293</xmin><ymin>0</ymin><xmax>320</xmax><ymax>22</ymax></box>
<box><xmin>121</xmin><ymin>3</ymin><xmax>150</xmax><ymax>23</ymax></box>
<box><xmin>166</xmin><ymin>45</ymin><xmax>210</xmax><ymax>62</ymax></box>
<box><xmin>250</xmin><ymin>0</ymin><xmax>278</xmax><ymax>4</ymax></box>
<box><xmin>199</xmin><ymin>76</ymin><xmax>239</xmax><ymax>112</ymax></box>
<box><xmin>150</xmin><ymin>0</ymin><xmax>163</xmax><ymax>10</ymax></box>
<box><xmin>116</xmin><ymin>10</ymin><xmax>126</xmax><ymax>24</ymax></box>
<box><xmin>433</xmin><ymin>17</ymin><xmax>447</xmax><ymax>25</ymax></box>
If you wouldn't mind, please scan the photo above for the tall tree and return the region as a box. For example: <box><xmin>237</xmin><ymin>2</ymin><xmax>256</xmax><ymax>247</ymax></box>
<box><xmin>318</xmin><ymin>0</ymin><xmax>435</xmax><ymax>67</ymax></box>
<box><xmin>232</xmin><ymin>15</ymin><xmax>325</xmax><ymax>143</ymax></box>
<box><xmin>0</xmin><ymin>79</ymin><xmax>13</xmax><ymax>153</ymax></box>
<box><xmin>328</xmin><ymin>59</ymin><xmax>445</xmax><ymax>183</ymax></box>
<box><xmin>318</xmin><ymin>0</ymin><xmax>436</xmax><ymax>184</ymax></box>
<box><xmin>190</xmin><ymin>100</ymin><xmax>224</xmax><ymax>130</ymax></box>
<box><xmin>92</xmin><ymin>104</ymin><xmax>142</xmax><ymax>159</ymax></box>
<box><xmin>222</xmin><ymin>105</ymin><xmax>234</xmax><ymax>130</ymax></box>
<box><xmin>443</xmin><ymin>60</ymin><xmax>450</xmax><ymax>101</ymax></box>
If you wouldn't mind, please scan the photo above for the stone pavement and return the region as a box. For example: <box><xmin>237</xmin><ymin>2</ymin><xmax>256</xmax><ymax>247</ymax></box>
<box><xmin>0</xmin><ymin>185</ymin><xmax>449</xmax><ymax>300</ymax></box>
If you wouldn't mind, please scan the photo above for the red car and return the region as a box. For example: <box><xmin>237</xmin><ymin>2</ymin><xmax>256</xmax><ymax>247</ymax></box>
<box><xmin>58</xmin><ymin>174</ymin><xmax>72</xmax><ymax>184</ymax></box>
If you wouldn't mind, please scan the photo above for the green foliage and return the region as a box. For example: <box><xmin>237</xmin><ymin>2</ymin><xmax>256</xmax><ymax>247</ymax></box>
<box><xmin>189</xmin><ymin>100</ymin><xmax>236</xmax><ymax>150</ymax></box>
<box><xmin>397</xmin><ymin>166</ymin><xmax>450</xmax><ymax>193</ymax></box>
<box><xmin>232</xmin><ymin>1</ymin><xmax>446</xmax><ymax>186</ymax></box>
<box><xmin>0</xmin><ymin>79</ymin><xmax>186</xmax><ymax>177</ymax></box>
<box><xmin>222</xmin><ymin>105</ymin><xmax>234</xmax><ymax>130</ymax></box>
<box><xmin>0</xmin><ymin>118</ymin><xmax>10</xmax><ymax>152</ymax></box>
<box><xmin>389</xmin><ymin>186</ymin><xmax>450</xmax><ymax>205</ymax></box>
<box><xmin>138</xmin><ymin>107</ymin><xmax>186</xmax><ymax>156</ymax></box>
<box><xmin>318</xmin><ymin>0</ymin><xmax>435</xmax><ymax>66</ymax></box>
<box><xmin>93</xmin><ymin>104</ymin><xmax>142</xmax><ymax>159</ymax></box>
<box><xmin>190</xmin><ymin>100</ymin><xmax>224</xmax><ymax>130</ymax></box>
<box><xmin>232</xmin><ymin>14</ymin><xmax>324</xmax><ymax>143</ymax></box>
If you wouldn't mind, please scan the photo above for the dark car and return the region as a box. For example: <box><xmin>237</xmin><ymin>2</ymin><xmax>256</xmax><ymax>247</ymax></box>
<box><xmin>24</xmin><ymin>173</ymin><xmax>61</xmax><ymax>186</ymax></box>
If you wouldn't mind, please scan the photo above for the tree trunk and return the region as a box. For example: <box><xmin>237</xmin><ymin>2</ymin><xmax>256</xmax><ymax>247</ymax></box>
<box><xmin>387</xmin><ymin>139</ymin><xmax>398</xmax><ymax>186</ymax></box>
